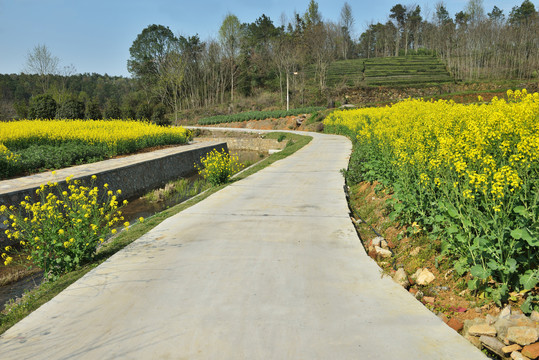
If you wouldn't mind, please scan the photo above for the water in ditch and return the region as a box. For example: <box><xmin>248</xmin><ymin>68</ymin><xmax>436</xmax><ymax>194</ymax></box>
<box><xmin>0</xmin><ymin>149</ymin><xmax>267</xmax><ymax>310</ymax></box>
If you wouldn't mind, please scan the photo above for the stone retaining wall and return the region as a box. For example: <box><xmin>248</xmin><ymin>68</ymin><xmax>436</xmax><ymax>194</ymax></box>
<box><xmin>195</xmin><ymin>137</ymin><xmax>285</xmax><ymax>152</ymax></box>
<box><xmin>0</xmin><ymin>142</ymin><xmax>227</xmax><ymax>245</ymax></box>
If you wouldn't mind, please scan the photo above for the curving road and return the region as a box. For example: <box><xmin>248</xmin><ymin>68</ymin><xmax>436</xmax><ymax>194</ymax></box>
<box><xmin>0</xmin><ymin>132</ymin><xmax>486</xmax><ymax>359</ymax></box>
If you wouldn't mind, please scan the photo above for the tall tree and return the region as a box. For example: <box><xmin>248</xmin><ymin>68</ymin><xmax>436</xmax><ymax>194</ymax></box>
<box><xmin>509</xmin><ymin>0</ymin><xmax>537</xmax><ymax>25</ymax></box>
<box><xmin>339</xmin><ymin>2</ymin><xmax>354</xmax><ymax>59</ymax></box>
<box><xmin>24</xmin><ymin>44</ymin><xmax>59</xmax><ymax>92</ymax></box>
<box><xmin>304</xmin><ymin>0</ymin><xmax>322</xmax><ymax>28</ymax></box>
<box><xmin>390</xmin><ymin>4</ymin><xmax>407</xmax><ymax>56</ymax></box>
<box><xmin>465</xmin><ymin>0</ymin><xmax>486</xmax><ymax>25</ymax></box>
<box><xmin>219</xmin><ymin>14</ymin><xmax>242</xmax><ymax>103</ymax></box>
<box><xmin>127</xmin><ymin>24</ymin><xmax>179</xmax><ymax>101</ymax></box>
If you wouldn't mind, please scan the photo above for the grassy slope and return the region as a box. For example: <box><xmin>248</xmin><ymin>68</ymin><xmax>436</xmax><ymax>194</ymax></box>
<box><xmin>304</xmin><ymin>55</ymin><xmax>453</xmax><ymax>89</ymax></box>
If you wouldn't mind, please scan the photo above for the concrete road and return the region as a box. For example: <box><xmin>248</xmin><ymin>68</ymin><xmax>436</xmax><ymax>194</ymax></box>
<box><xmin>0</xmin><ymin>132</ymin><xmax>486</xmax><ymax>359</ymax></box>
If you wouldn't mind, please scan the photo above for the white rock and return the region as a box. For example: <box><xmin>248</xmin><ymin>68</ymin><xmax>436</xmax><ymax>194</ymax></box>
<box><xmin>416</xmin><ymin>268</ymin><xmax>436</xmax><ymax>285</ymax></box>
<box><xmin>393</xmin><ymin>268</ymin><xmax>409</xmax><ymax>288</ymax></box>
<box><xmin>499</xmin><ymin>305</ymin><xmax>512</xmax><ymax>319</ymax></box>
<box><xmin>371</xmin><ymin>236</ymin><xmax>384</xmax><ymax>247</ymax></box>
<box><xmin>511</xmin><ymin>351</ymin><xmax>530</xmax><ymax>360</ymax></box>
<box><xmin>410</xmin><ymin>246</ymin><xmax>421</xmax><ymax>256</ymax></box>
<box><xmin>374</xmin><ymin>246</ymin><xmax>392</xmax><ymax>258</ymax></box>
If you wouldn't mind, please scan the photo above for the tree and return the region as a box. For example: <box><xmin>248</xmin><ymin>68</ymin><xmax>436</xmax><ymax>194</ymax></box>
<box><xmin>390</xmin><ymin>4</ymin><xmax>407</xmax><ymax>56</ymax></box>
<box><xmin>405</xmin><ymin>5</ymin><xmax>422</xmax><ymax>53</ymax></box>
<box><xmin>509</xmin><ymin>0</ymin><xmax>537</xmax><ymax>25</ymax></box>
<box><xmin>465</xmin><ymin>0</ymin><xmax>486</xmax><ymax>25</ymax></box>
<box><xmin>24</xmin><ymin>44</ymin><xmax>59</xmax><ymax>93</ymax></box>
<box><xmin>85</xmin><ymin>99</ymin><xmax>102</xmax><ymax>119</ymax></box>
<box><xmin>127</xmin><ymin>24</ymin><xmax>179</xmax><ymax>100</ymax></box>
<box><xmin>339</xmin><ymin>2</ymin><xmax>354</xmax><ymax>59</ymax></box>
<box><xmin>29</xmin><ymin>94</ymin><xmax>57</xmax><ymax>119</ymax></box>
<box><xmin>156</xmin><ymin>49</ymin><xmax>185</xmax><ymax>121</ymax></box>
<box><xmin>104</xmin><ymin>99</ymin><xmax>122</xmax><ymax>119</ymax></box>
<box><xmin>488</xmin><ymin>6</ymin><xmax>505</xmax><ymax>23</ymax></box>
<box><xmin>435</xmin><ymin>2</ymin><xmax>451</xmax><ymax>26</ymax></box>
<box><xmin>304</xmin><ymin>0</ymin><xmax>322</xmax><ymax>28</ymax></box>
<box><xmin>56</xmin><ymin>98</ymin><xmax>85</xmax><ymax>119</ymax></box>
<box><xmin>219</xmin><ymin>14</ymin><xmax>242</xmax><ymax>103</ymax></box>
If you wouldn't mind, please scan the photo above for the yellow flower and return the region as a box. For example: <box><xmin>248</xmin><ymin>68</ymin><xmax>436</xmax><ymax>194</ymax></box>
<box><xmin>111</xmin><ymin>229</ymin><xmax>117</xmax><ymax>234</ymax></box>
<box><xmin>139</xmin><ymin>217</ymin><xmax>144</xmax><ymax>223</ymax></box>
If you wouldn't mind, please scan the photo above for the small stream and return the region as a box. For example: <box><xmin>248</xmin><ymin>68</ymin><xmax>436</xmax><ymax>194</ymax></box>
<box><xmin>0</xmin><ymin>149</ymin><xmax>266</xmax><ymax>310</ymax></box>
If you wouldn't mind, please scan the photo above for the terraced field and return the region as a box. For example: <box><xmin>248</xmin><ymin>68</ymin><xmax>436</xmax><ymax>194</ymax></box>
<box><xmin>364</xmin><ymin>56</ymin><xmax>453</xmax><ymax>86</ymax></box>
<box><xmin>306</xmin><ymin>55</ymin><xmax>453</xmax><ymax>88</ymax></box>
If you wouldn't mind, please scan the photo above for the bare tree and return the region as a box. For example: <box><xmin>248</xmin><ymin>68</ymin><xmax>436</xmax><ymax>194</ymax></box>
<box><xmin>219</xmin><ymin>14</ymin><xmax>242</xmax><ymax>104</ymax></box>
<box><xmin>24</xmin><ymin>44</ymin><xmax>59</xmax><ymax>92</ymax></box>
<box><xmin>339</xmin><ymin>2</ymin><xmax>354</xmax><ymax>59</ymax></box>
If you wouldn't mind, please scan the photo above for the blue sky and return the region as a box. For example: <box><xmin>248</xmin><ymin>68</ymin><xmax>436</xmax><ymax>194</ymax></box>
<box><xmin>0</xmin><ymin>0</ymin><xmax>528</xmax><ymax>77</ymax></box>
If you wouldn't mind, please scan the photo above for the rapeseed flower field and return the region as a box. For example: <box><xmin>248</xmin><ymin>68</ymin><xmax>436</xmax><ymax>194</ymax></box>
<box><xmin>0</xmin><ymin>119</ymin><xmax>190</xmax><ymax>153</ymax></box>
<box><xmin>0</xmin><ymin>119</ymin><xmax>191</xmax><ymax>178</ymax></box>
<box><xmin>325</xmin><ymin>90</ymin><xmax>538</xmax><ymax>307</ymax></box>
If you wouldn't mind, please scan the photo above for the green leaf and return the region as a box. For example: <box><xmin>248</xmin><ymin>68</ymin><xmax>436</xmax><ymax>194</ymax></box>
<box><xmin>471</xmin><ymin>264</ymin><xmax>490</xmax><ymax>279</ymax></box>
<box><xmin>447</xmin><ymin>225</ymin><xmax>459</xmax><ymax>234</ymax></box>
<box><xmin>486</xmin><ymin>260</ymin><xmax>499</xmax><ymax>271</ymax></box>
<box><xmin>519</xmin><ymin>270</ymin><xmax>538</xmax><ymax>290</ymax></box>
<box><xmin>447</xmin><ymin>204</ymin><xmax>458</xmax><ymax>218</ymax></box>
<box><xmin>510</xmin><ymin>228</ymin><xmax>524</xmax><ymax>239</ymax></box>
<box><xmin>435</xmin><ymin>215</ymin><xmax>445</xmax><ymax>223</ymax></box>
<box><xmin>454</xmin><ymin>258</ymin><xmax>468</xmax><ymax>276</ymax></box>
<box><xmin>506</xmin><ymin>258</ymin><xmax>517</xmax><ymax>274</ymax></box>
<box><xmin>513</xmin><ymin>206</ymin><xmax>527</xmax><ymax>216</ymax></box>
<box><xmin>512</xmin><ymin>228</ymin><xmax>539</xmax><ymax>246</ymax></box>
<box><xmin>468</xmin><ymin>278</ymin><xmax>479</xmax><ymax>290</ymax></box>
<box><xmin>490</xmin><ymin>284</ymin><xmax>509</xmax><ymax>306</ymax></box>
<box><xmin>521</xmin><ymin>295</ymin><xmax>539</xmax><ymax>315</ymax></box>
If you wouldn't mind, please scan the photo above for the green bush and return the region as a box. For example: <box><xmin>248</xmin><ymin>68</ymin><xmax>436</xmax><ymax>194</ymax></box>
<box><xmin>104</xmin><ymin>99</ymin><xmax>122</xmax><ymax>119</ymax></box>
<box><xmin>85</xmin><ymin>100</ymin><xmax>102</xmax><ymax>120</ymax></box>
<box><xmin>195</xmin><ymin>149</ymin><xmax>243</xmax><ymax>186</ymax></box>
<box><xmin>29</xmin><ymin>94</ymin><xmax>57</xmax><ymax>119</ymax></box>
<box><xmin>152</xmin><ymin>104</ymin><xmax>169</xmax><ymax>125</ymax></box>
<box><xmin>136</xmin><ymin>103</ymin><xmax>152</xmax><ymax>121</ymax></box>
<box><xmin>1</xmin><ymin>177</ymin><xmax>128</xmax><ymax>279</ymax></box>
<box><xmin>57</xmin><ymin>99</ymin><xmax>85</xmax><ymax>119</ymax></box>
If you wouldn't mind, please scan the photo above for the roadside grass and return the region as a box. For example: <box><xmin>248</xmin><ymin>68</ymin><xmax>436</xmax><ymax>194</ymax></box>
<box><xmin>0</xmin><ymin>131</ymin><xmax>312</xmax><ymax>335</ymax></box>
<box><xmin>197</xmin><ymin>107</ymin><xmax>324</xmax><ymax>125</ymax></box>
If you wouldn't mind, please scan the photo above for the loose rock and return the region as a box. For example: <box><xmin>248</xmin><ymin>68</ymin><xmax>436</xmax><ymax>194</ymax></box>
<box><xmin>415</xmin><ymin>268</ymin><xmax>435</xmax><ymax>285</ymax></box>
<box><xmin>374</xmin><ymin>246</ymin><xmax>392</xmax><ymax>258</ymax></box>
<box><xmin>465</xmin><ymin>335</ymin><xmax>482</xmax><ymax>349</ymax></box>
<box><xmin>371</xmin><ymin>236</ymin><xmax>384</xmax><ymax>247</ymax></box>
<box><xmin>463</xmin><ymin>318</ymin><xmax>488</xmax><ymax>337</ymax></box>
<box><xmin>480</xmin><ymin>335</ymin><xmax>506</xmax><ymax>358</ymax></box>
<box><xmin>511</xmin><ymin>351</ymin><xmax>531</xmax><ymax>360</ymax></box>
<box><xmin>503</xmin><ymin>344</ymin><xmax>523</xmax><ymax>355</ymax></box>
<box><xmin>507</xmin><ymin>327</ymin><xmax>539</xmax><ymax>346</ymax></box>
<box><xmin>409</xmin><ymin>246</ymin><xmax>421</xmax><ymax>256</ymax></box>
<box><xmin>393</xmin><ymin>268</ymin><xmax>409</xmax><ymax>288</ymax></box>
<box><xmin>468</xmin><ymin>324</ymin><xmax>497</xmax><ymax>337</ymax></box>
<box><xmin>447</xmin><ymin>318</ymin><xmax>464</xmax><ymax>332</ymax></box>
<box><xmin>499</xmin><ymin>305</ymin><xmax>512</xmax><ymax>319</ymax></box>
<box><xmin>422</xmin><ymin>296</ymin><xmax>435</xmax><ymax>305</ymax></box>
<box><xmin>522</xmin><ymin>343</ymin><xmax>539</xmax><ymax>359</ymax></box>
